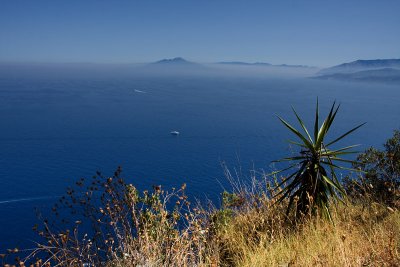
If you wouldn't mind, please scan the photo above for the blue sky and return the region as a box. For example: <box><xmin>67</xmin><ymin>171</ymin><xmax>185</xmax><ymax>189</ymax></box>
<box><xmin>0</xmin><ymin>0</ymin><xmax>399</xmax><ymax>66</ymax></box>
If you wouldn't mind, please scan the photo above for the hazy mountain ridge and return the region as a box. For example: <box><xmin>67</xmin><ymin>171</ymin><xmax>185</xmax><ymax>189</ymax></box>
<box><xmin>217</xmin><ymin>61</ymin><xmax>272</xmax><ymax>66</ymax></box>
<box><xmin>152</xmin><ymin>58</ymin><xmax>313</xmax><ymax>68</ymax></box>
<box><xmin>318</xmin><ymin>59</ymin><xmax>400</xmax><ymax>75</ymax></box>
<box><xmin>313</xmin><ymin>59</ymin><xmax>400</xmax><ymax>83</ymax></box>
<box><xmin>217</xmin><ymin>61</ymin><xmax>312</xmax><ymax>68</ymax></box>
<box><xmin>313</xmin><ymin>67</ymin><xmax>400</xmax><ymax>83</ymax></box>
<box><xmin>138</xmin><ymin>58</ymin><xmax>317</xmax><ymax>77</ymax></box>
<box><xmin>153</xmin><ymin>57</ymin><xmax>197</xmax><ymax>65</ymax></box>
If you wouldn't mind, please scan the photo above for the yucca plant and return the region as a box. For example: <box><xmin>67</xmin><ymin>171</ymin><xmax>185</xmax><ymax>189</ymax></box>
<box><xmin>274</xmin><ymin>101</ymin><xmax>365</xmax><ymax>220</ymax></box>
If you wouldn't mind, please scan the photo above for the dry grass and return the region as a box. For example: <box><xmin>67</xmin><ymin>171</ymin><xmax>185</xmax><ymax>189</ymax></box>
<box><xmin>218</xmin><ymin>202</ymin><xmax>400</xmax><ymax>267</ymax></box>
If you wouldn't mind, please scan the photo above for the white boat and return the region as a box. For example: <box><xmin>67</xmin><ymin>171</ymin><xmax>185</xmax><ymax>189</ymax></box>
<box><xmin>170</xmin><ymin>131</ymin><xmax>180</xmax><ymax>135</ymax></box>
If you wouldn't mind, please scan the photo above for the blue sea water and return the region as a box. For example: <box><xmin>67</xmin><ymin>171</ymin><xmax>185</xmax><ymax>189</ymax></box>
<box><xmin>0</xmin><ymin>72</ymin><xmax>399</xmax><ymax>250</ymax></box>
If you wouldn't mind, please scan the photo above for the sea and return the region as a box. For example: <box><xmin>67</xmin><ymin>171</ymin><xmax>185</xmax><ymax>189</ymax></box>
<box><xmin>0</xmin><ymin>67</ymin><xmax>399</xmax><ymax>250</ymax></box>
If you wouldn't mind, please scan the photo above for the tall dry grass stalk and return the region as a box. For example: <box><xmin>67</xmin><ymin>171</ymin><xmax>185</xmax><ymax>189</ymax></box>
<box><xmin>236</xmin><ymin>203</ymin><xmax>399</xmax><ymax>266</ymax></box>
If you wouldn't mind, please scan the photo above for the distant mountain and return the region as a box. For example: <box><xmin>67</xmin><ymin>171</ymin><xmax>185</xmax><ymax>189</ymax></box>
<box><xmin>217</xmin><ymin>61</ymin><xmax>272</xmax><ymax>66</ymax></box>
<box><xmin>153</xmin><ymin>57</ymin><xmax>196</xmax><ymax>65</ymax></box>
<box><xmin>313</xmin><ymin>68</ymin><xmax>400</xmax><ymax>83</ymax></box>
<box><xmin>217</xmin><ymin>61</ymin><xmax>312</xmax><ymax>68</ymax></box>
<box><xmin>137</xmin><ymin>58</ymin><xmax>315</xmax><ymax>76</ymax></box>
<box><xmin>318</xmin><ymin>59</ymin><xmax>400</xmax><ymax>75</ymax></box>
<box><xmin>137</xmin><ymin>57</ymin><xmax>208</xmax><ymax>75</ymax></box>
<box><xmin>276</xmin><ymin>64</ymin><xmax>311</xmax><ymax>68</ymax></box>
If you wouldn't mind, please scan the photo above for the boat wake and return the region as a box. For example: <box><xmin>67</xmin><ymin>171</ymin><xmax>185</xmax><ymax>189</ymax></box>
<box><xmin>0</xmin><ymin>196</ymin><xmax>60</xmax><ymax>205</ymax></box>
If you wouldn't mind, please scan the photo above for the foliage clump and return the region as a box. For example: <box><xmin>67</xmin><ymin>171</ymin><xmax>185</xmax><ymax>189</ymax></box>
<box><xmin>344</xmin><ymin>129</ymin><xmax>400</xmax><ymax>208</ymax></box>
<box><xmin>2</xmin><ymin>168</ymin><xmax>212</xmax><ymax>266</ymax></box>
<box><xmin>274</xmin><ymin>101</ymin><xmax>364</xmax><ymax>220</ymax></box>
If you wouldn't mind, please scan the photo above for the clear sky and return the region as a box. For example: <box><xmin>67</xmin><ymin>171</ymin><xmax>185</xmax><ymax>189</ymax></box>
<box><xmin>0</xmin><ymin>0</ymin><xmax>399</xmax><ymax>66</ymax></box>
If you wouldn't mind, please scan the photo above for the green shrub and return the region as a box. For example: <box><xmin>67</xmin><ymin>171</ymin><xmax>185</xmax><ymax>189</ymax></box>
<box><xmin>274</xmin><ymin>101</ymin><xmax>364</xmax><ymax>220</ymax></box>
<box><xmin>344</xmin><ymin>130</ymin><xmax>400</xmax><ymax>208</ymax></box>
<box><xmin>2</xmin><ymin>169</ymin><xmax>211</xmax><ymax>266</ymax></box>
